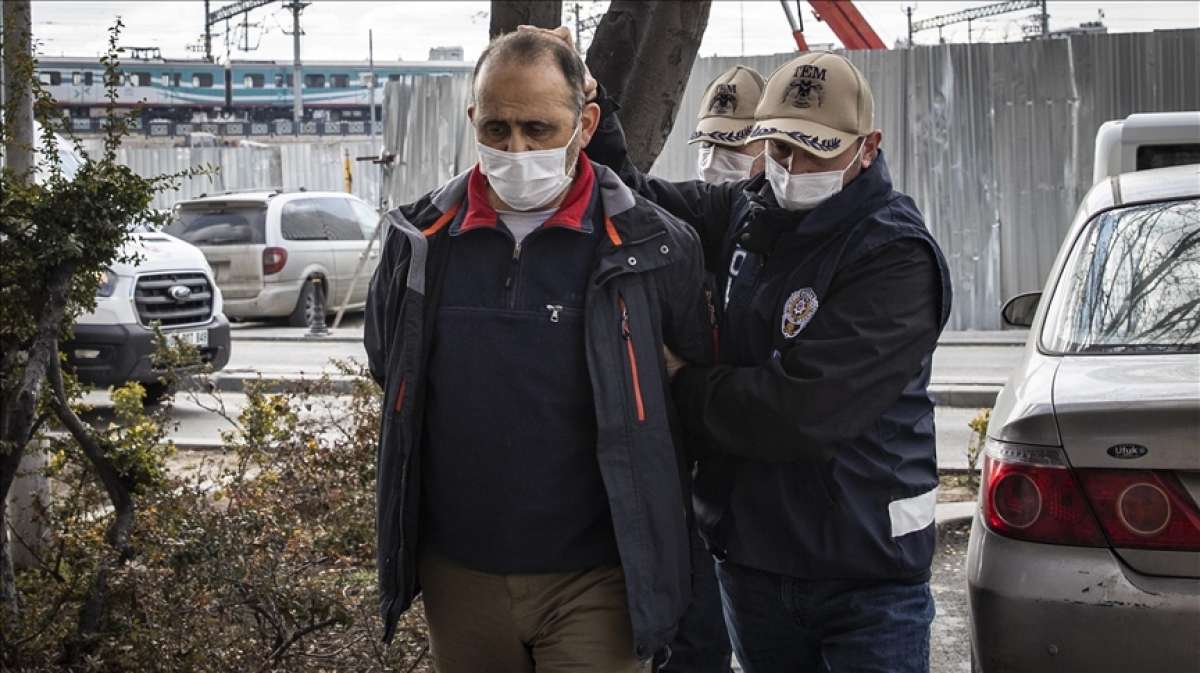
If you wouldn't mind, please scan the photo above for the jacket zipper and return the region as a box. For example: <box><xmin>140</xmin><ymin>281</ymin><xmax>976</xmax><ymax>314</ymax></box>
<box><xmin>618</xmin><ymin>295</ymin><xmax>646</xmax><ymax>422</ymax></box>
<box><xmin>704</xmin><ymin>287</ymin><xmax>720</xmax><ymax>360</ymax></box>
<box><xmin>504</xmin><ymin>242</ymin><xmax>521</xmax><ymax>308</ymax></box>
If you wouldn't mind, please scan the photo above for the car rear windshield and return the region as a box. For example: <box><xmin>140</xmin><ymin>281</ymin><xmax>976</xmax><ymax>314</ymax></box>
<box><xmin>1041</xmin><ymin>198</ymin><xmax>1200</xmax><ymax>354</ymax></box>
<box><xmin>166</xmin><ymin>203</ymin><xmax>267</xmax><ymax>245</ymax></box>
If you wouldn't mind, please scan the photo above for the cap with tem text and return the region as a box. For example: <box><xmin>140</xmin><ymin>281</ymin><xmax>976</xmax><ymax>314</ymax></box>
<box><xmin>751</xmin><ymin>51</ymin><xmax>874</xmax><ymax>159</ymax></box>
<box><xmin>689</xmin><ymin>66</ymin><xmax>766</xmax><ymax>147</ymax></box>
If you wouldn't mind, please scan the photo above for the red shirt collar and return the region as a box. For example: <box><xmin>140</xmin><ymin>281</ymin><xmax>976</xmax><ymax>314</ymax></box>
<box><xmin>458</xmin><ymin>152</ymin><xmax>596</xmax><ymax>234</ymax></box>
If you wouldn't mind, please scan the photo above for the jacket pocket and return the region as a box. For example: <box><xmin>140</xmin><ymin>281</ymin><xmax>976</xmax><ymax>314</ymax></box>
<box><xmin>618</xmin><ymin>295</ymin><xmax>646</xmax><ymax>422</ymax></box>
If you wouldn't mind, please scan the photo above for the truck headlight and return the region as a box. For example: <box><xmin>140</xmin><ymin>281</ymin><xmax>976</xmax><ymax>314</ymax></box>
<box><xmin>97</xmin><ymin>269</ymin><xmax>117</xmax><ymax>297</ymax></box>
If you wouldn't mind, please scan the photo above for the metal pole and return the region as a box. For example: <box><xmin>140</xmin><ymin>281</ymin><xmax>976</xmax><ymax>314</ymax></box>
<box><xmin>906</xmin><ymin>6</ymin><xmax>914</xmax><ymax>47</ymax></box>
<box><xmin>204</xmin><ymin>0</ymin><xmax>213</xmax><ymax>62</ymax></box>
<box><xmin>290</xmin><ymin>1</ymin><xmax>303</xmax><ymax>134</ymax></box>
<box><xmin>368</xmin><ymin>29</ymin><xmax>377</xmax><ymax>143</ymax></box>
<box><xmin>1040</xmin><ymin>0</ymin><xmax>1049</xmax><ymax>37</ymax></box>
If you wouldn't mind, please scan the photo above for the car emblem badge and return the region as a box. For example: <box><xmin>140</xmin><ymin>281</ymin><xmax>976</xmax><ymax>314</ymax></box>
<box><xmin>168</xmin><ymin>285</ymin><xmax>192</xmax><ymax>302</ymax></box>
<box><xmin>1107</xmin><ymin>444</ymin><xmax>1148</xmax><ymax>460</ymax></box>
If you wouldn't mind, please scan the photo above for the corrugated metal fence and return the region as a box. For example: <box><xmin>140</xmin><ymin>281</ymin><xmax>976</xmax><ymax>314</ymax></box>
<box><xmin>652</xmin><ymin>29</ymin><xmax>1199</xmax><ymax>329</ymax></box>
<box><xmin>94</xmin><ymin>139</ymin><xmax>387</xmax><ymax>210</ymax></box>
<box><xmin>109</xmin><ymin>29</ymin><xmax>1198</xmax><ymax>329</ymax></box>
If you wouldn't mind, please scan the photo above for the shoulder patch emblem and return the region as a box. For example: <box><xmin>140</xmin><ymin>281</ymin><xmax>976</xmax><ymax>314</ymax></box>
<box><xmin>781</xmin><ymin>288</ymin><xmax>819</xmax><ymax>339</ymax></box>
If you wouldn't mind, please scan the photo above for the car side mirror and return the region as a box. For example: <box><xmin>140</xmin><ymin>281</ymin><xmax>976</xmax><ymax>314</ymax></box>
<box><xmin>1001</xmin><ymin>292</ymin><xmax>1041</xmax><ymax>328</ymax></box>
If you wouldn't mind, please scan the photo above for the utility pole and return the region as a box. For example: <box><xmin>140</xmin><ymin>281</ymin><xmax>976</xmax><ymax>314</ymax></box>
<box><xmin>905</xmin><ymin>5</ymin><xmax>914</xmax><ymax>46</ymax></box>
<box><xmin>286</xmin><ymin>1</ymin><xmax>308</xmax><ymax>133</ymax></box>
<box><xmin>1040</xmin><ymin>0</ymin><xmax>1049</xmax><ymax>37</ymax></box>
<box><xmin>368</xmin><ymin>29</ymin><xmax>377</xmax><ymax>143</ymax></box>
<box><xmin>204</xmin><ymin>0</ymin><xmax>213</xmax><ymax>61</ymax></box>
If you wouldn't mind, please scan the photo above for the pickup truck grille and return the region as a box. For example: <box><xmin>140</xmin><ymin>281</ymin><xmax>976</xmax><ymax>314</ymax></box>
<box><xmin>134</xmin><ymin>272</ymin><xmax>214</xmax><ymax>328</ymax></box>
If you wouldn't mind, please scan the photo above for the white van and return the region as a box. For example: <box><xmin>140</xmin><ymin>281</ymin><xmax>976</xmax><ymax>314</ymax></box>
<box><xmin>66</xmin><ymin>232</ymin><xmax>232</xmax><ymax>403</ymax></box>
<box><xmin>1092</xmin><ymin>111</ymin><xmax>1200</xmax><ymax>184</ymax></box>
<box><xmin>38</xmin><ymin>129</ymin><xmax>232</xmax><ymax>402</ymax></box>
<box><xmin>166</xmin><ymin>190</ymin><xmax>380</xmax><ymax>326</ymax></box>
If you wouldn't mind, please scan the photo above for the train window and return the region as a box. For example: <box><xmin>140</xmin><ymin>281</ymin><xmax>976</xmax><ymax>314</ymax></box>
<box><xmin>387</xmin><ymin>74</ymin><xmax>401</xmax><ymax>82</ymax></box>
<box><xmin>39</xmin><ymin>72</ymin><xmax>62</xmax><ymax>85</ymax></box>
<box><xmin>73</xmin><ymin>72</ymin><xmax>82</xmax><ymax>85</ymax></box>
<box><xmin>133</xmin><ymin>72</ymin><xmax>151</xmax><ymax>86</ymax></box>
<box><xmin>83</xmin><ymin>72</ymin><xmax>93</xmax><ymax>86</ymax></box>
<box><xmin>193</xmin><ymin>73</ymin><xmax>214</xmax><ymax>88</ymax></box>
<box><xmin>244</xmin><ymin>74</ymin><xmax>265</xmax><ymax>88</ymax></box>
<box><xmin>274</xmin><ymin>74</ymin><xmax>284</xmax><ymax>88</ymax></box>
<box><xmin>330</xmin><ymin>74</ymin><xmax>349</xmax><ymax>88</ymax></box>
<box><xmin>304</xmin><ymin>73</ymin><xmax>325</xmax><ymax>88</ymax></box>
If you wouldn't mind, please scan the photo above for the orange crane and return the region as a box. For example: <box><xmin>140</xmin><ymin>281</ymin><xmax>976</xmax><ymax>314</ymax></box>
<box><xmin>780</xmin><ymin>0</ymin><xmax>887</xmax><ymax>51</ymax></box>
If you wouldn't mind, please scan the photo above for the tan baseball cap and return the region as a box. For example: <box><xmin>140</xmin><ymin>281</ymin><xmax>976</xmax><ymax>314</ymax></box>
<box><xmin>689</xmin><ymin>66</ymin><xmax>765</xmax><ymax>147</ymax></box>
<box><xmin>751</xmin><ymin>52</ymin><xmax>874</xmax><ymax>159</ymax></box>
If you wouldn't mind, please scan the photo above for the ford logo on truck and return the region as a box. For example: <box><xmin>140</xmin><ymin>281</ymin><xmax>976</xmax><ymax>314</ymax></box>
<box><xmin>168</xmin><ymin>285</ymin><xmax>193</xmax><ymax>302</ymax></box>
<box><xmin>1107</xmin><ymin>443</ymin><xmax>1149</xmax><ymax>460</ymax></box>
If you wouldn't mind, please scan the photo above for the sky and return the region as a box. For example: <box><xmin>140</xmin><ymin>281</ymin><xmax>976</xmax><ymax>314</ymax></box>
<box><xmin>29</xmin><ymin>1</ymin><xmax>1200</xmax><ymax>63</ymax></box>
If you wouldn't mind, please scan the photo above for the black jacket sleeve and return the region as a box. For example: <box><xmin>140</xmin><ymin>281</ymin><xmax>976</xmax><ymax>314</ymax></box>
<box><xmin>672</xmin><ymin>238</ymin><xmax>944</xmax><ymax>463</ymax></box>
<box><xmin>364</xmin><ymin>224</ymin><xmax>410</xmax><ymax>388</ymax></box>
<box><xmin>587</xmin><ymin>86</ymin><xmax>743</xmax><ymax>265</ymax></box>
<box><xmin>653</xmin><ymin>204</ymin><xmax>718</xmax><ymax>368</ymax></box>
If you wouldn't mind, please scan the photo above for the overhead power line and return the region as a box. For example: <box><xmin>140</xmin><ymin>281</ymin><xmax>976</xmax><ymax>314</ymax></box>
<box><xmin>908</xmin><ymin>0</ymin><xmax>1046</xmax><ymax>44</ymax></box>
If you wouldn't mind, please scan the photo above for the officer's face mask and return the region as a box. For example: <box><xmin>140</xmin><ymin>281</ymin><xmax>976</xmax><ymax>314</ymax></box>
<box><xmin>476</xmin><ymin>123</ymin><xmax>581</xmax><ymax>211</ymax></box>
<box><xmin>697</xmin><ymin>143</ymin><xmax>760</xmax><ymax>184</ymax></box>
<box><xmin>766</xmin><ymin>140</ymin><xmax>864</xmax><ymax>211</ymax></box>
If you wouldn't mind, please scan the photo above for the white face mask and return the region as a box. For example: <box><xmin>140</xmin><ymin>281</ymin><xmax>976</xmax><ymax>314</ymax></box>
<box><xmin>766</xmin><ymin>141</ymin><xmax>864</xmax><ymax>211</ymax></box>
<box><xmin>476</xmin><ymin>124</ymin><xmax>580</xmax><ymax>211</ymax></box>
<box><xmin>697</xmin><ymin>143</ymin><xmax>759</xmax><ymax>184</ymax></box>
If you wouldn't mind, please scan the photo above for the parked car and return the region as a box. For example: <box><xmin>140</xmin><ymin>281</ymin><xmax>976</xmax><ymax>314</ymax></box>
<box><xmin>966</xmin><ymin>163</ymin><xmax>1200</xmax><ymax>672</ymax></box>
<box><xmin>165</xmin><ymin>190</ymin><xmax>381</xmax><ymax>326</ymax></box>
<box><xmin>67</xmin><ymin>230</ymin><xmax>232</xmax><ymax>404</ymax></box>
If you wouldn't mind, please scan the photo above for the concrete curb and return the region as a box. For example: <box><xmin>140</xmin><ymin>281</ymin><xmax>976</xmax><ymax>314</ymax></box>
<box><xmin>929</xmin><ymin>385</ymin><xmax>1001</xmax><ymax>408</ymax></box>
<box><xmin>935</xmin><ymin>500</ymin><xmax>977</xmax><ymax>534</ymax></box>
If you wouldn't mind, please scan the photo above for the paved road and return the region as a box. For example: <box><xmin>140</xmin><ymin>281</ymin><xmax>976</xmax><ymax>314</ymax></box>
<box><xmin>932</xmin><ymin>519</ymin><xmax>973</xmax><ymax>673</ymax></box>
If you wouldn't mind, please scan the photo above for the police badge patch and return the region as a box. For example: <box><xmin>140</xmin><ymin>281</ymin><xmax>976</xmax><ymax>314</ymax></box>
<box><xmin>781</xmin><ymin>288</ymin><xmax>819</xmax><ymax>339</ymax></box>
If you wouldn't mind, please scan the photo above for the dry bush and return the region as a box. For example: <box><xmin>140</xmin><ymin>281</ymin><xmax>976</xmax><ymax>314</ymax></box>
<box><xmin>4</xmin><ymin>362</ymin><xmax>430</xmax><ymax>672</ymax></box>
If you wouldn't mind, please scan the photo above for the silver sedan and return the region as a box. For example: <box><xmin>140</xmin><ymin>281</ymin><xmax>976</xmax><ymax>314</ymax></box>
<box><xmin>968</xmin><ymin>164</ymin><xmax>1200</xmax><ymax>673</ymax></box>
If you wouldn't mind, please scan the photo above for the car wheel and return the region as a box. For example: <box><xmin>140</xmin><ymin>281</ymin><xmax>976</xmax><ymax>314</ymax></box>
<box><xmin>287</xmin><ymin>278</ymin><xmax>319</xmax><ymax>327</ymax></box>
<box><xmin>142</xmin><ymin>380</ymin><xmax>173</xmax><ymax>406</ymax></box>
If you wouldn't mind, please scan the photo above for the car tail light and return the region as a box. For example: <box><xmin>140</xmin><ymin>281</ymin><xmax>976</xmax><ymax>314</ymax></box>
<box><xmin>1076</xmin><ymin>470</ymin><xmax>1200</xmax><ymax>551</ymax></box>
<box><xmin>262</xmin><ymin>247</ymin><xmax>288</xmax><ymax>275</ymax></box>
<box><xmin>981</xmin><ymin>440</ymin><xmax>1106</xmax><ymax>546</ymax></box>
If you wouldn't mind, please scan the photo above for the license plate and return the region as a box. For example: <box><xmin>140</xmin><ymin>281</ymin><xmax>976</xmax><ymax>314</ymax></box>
<box><xmin>169</xmin><ymin>329</ymin><xmax>208</xmax><ymax>348</ymax></box>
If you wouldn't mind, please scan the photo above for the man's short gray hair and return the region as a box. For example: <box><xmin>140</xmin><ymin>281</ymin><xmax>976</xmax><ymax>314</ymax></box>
<box><xmin>473</xmin><ymin>30</ymin><xmax>587</xmax><ymax>114</ymax></box>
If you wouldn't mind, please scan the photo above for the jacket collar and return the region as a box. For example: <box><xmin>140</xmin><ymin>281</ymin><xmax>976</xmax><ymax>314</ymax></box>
<box><xmin>455</xmin><ymin>154</ymin><xmax>598</xmax><ymax>235</ymax></box>
<box><xmin>736</xmin><ymin>150</ymin><xmax>897</xmax><ymax>253</ymax></box>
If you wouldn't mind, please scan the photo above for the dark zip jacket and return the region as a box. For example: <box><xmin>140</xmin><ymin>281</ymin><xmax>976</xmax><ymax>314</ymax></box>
<box><xmin>364</xmin><ymin>160</ymin><xmax>717</xmax><ymax>659</ymax></box>
<box><xmin>587</xmin><ymin>89</ymin><xmax>953</xmax><ymax>583</ymax></box>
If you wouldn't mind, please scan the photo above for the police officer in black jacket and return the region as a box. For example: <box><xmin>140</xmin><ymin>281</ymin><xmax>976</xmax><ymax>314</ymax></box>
<box><xmin>584</xmin><ymin>48</ymin><xmax>954</xmax><ymax>673</ymax></box>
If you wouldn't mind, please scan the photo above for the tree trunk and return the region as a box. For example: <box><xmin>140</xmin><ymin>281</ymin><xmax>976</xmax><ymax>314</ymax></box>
<box><xmin>587</xmin><ymin>1</ymin><xmax>712</xmax><ymax>172</ymax></box>
<box><xmin>2</xmin><ymin>0</ymin><xmax>35</xmax><ymax>179</ymax></box>
<box><xmin>489</xmin><ymin>1</ymin><xmax>563</xmax><ymax>39</ymax></box>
